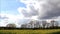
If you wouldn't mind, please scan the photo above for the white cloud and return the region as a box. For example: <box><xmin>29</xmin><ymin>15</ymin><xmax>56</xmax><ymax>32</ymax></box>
<box><xmin>0</xmin><ymin>13</ymin><xmax>25</xmax><ymax>27</ymax></box>
<box><xmin>18</xmin><ymin>0</ymin><xmax>47</xmax><ymax>17</ymax></box>
<box><xmin>18</xmin><ymin>0</ymin><xmax>60</xmax><ymax>19</ymax></box>
<box><xmin>31</xmin><ymin>16</ymin><xmax>38</xmax><ymax>20</ymax></box>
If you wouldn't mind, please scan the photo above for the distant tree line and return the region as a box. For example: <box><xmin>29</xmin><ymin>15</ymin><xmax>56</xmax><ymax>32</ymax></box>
<box><xmin>0</xmin><ymin>20</ymin><xmax>60</xmax><ymax>29</ymax></box>
<box><xmin>21</xmin><ymin>20</ymin><xmax>60</xmax><ymax>29</ymax></box>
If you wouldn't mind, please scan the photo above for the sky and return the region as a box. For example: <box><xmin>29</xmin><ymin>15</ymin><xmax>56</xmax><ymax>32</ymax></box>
<box><xmin>0</xmin><ymin>0</ymin><xmax>27</xmax><ymax>27</ymax></box>
<box><xmin>0</xmin><ymin>0</ymin><xmax>26</xmax><ymax>15</ymax></box>
<box><xmin>0</xmin><ymin>0</ymin><xmax>60</xmax><ymax>27</ymax></box>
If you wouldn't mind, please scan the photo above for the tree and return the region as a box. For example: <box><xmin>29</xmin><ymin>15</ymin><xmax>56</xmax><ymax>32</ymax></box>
<box><xmin>46</xmin><ymin>23</ymin><xmax>50</xmax><ymax>28</ymax></box>
<box><xmin>29</xmin><ymin>20</ymin><xmax>34</xmax><ymax>28</ymax></box>
<box><xmin>50</xmin><ymin>20</ymin><xmax>56</xmax><ymax>27</ymax></box>
<box><xmin>54</xmin><ymin>21</ymin><xmax>59</xmax><ymax>27</ymax></box>
<box><xmin>42</xmin><ymin>21</ymin><xmax>47</xmax><ymax>28</ymax></box>
<box><xmin>6</xmin><ymin>23</ymin><xmax>16</xmax><ymax>28</ymax></box>
<box><xmin>21</xmin><ymin>24</ymin><xmax>27</xmax><ymax>28</ymax></box>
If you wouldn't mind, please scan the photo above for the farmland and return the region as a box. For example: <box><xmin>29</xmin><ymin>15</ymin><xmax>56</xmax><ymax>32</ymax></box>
<box><xmin>0</xmin><ymin>29</ymin><xmax>60</xmax><ymax>34</ymax></box>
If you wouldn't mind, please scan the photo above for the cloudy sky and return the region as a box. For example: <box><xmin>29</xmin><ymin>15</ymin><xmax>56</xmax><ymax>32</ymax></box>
<box><xmin>0</xmin><ymin>0</ymin><xmax>60</xmax><ymax>27</ymax></box>
<box><xmin>0</xmin><ymin>0</ymin><xmax>26</xmax><ymax>27</ymax></box>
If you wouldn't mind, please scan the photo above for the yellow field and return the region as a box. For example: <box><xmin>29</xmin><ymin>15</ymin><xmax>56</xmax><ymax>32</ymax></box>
<box><xmin>0</xmin><ymin>29</ymin><xmax>60</xmax><ymax>34</ymax></box>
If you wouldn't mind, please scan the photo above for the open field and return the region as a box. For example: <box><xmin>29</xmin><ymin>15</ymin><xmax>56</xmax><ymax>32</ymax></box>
<box><xmin>0</xmin><ymin>29</ymin><xmax>60</xmax><ymax>34</ymax></box>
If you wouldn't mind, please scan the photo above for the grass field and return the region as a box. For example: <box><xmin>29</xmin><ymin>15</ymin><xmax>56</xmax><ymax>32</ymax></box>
<box><xmin>0</xmin><ymin>29</ymin><xmax>60</xmax><ymax>34</ymax></box>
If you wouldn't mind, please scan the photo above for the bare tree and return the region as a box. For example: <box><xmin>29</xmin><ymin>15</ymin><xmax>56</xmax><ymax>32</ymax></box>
<box><xmin>50</xmin><ymin>20</ymin><xmax>56</xmax><ymax>27</ymax></box>
<box><xmin>54</xmin><ymin>21</ymin><xmax>59</xmax><ymax>27</ymax></box>
<box><xmin>21</xmin><ymin>24</ymin><xmax>27</xmax><ymax>28</ymax></box>
<box><xmin>29</xmin><ymin>20</ymin><xmax>34</xmax><ymax>28</ymax></box>
<box><xmin>46</xmin><ymin>23</ymin><xmax>50</xmax><ymax>28</ymax></box>
<box><xmin>42</xmin><ymin>21</ymin><xmax>47</xmax><ymax>28</ymax></box>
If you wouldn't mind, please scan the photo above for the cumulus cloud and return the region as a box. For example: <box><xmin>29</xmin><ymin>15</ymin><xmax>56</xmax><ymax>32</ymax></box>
<box><xmin>0</xmin><ymin>13</ymin><xmax>25</xmax><ymax>27</ymax></box>
<box><xmin>18</xmin><ymin>0</ymin><xmax>60</xmax><ymax>19</ymax></box>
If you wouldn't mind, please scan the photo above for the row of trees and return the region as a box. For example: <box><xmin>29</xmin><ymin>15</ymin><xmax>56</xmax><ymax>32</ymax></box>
<box><xmin>5</xmin><ymin>20</ymin><xmax>59</xmax><ymax>28</ymax></box>
<box><xmin>21</xmin><ymin>20</ymin><xmax>59</xmax><ymax>28</ymax></box>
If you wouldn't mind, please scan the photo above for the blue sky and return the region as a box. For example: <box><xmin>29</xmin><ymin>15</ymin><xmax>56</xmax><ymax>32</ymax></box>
<box><xmin>0</xmin><ymin>0</ymin><xmax>26</xmax><ymax>15</ymax></box>
<box><xmin>0</xmin><ymin>0</ymin><xmax>28</xmax><ymax>27</ymax></box>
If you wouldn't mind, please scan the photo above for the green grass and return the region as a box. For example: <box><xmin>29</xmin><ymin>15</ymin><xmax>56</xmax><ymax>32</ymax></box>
<box><xmin>0</xmin><ymin>29</ymin><xmax>60</xmax><ymax>34</ymax></box>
